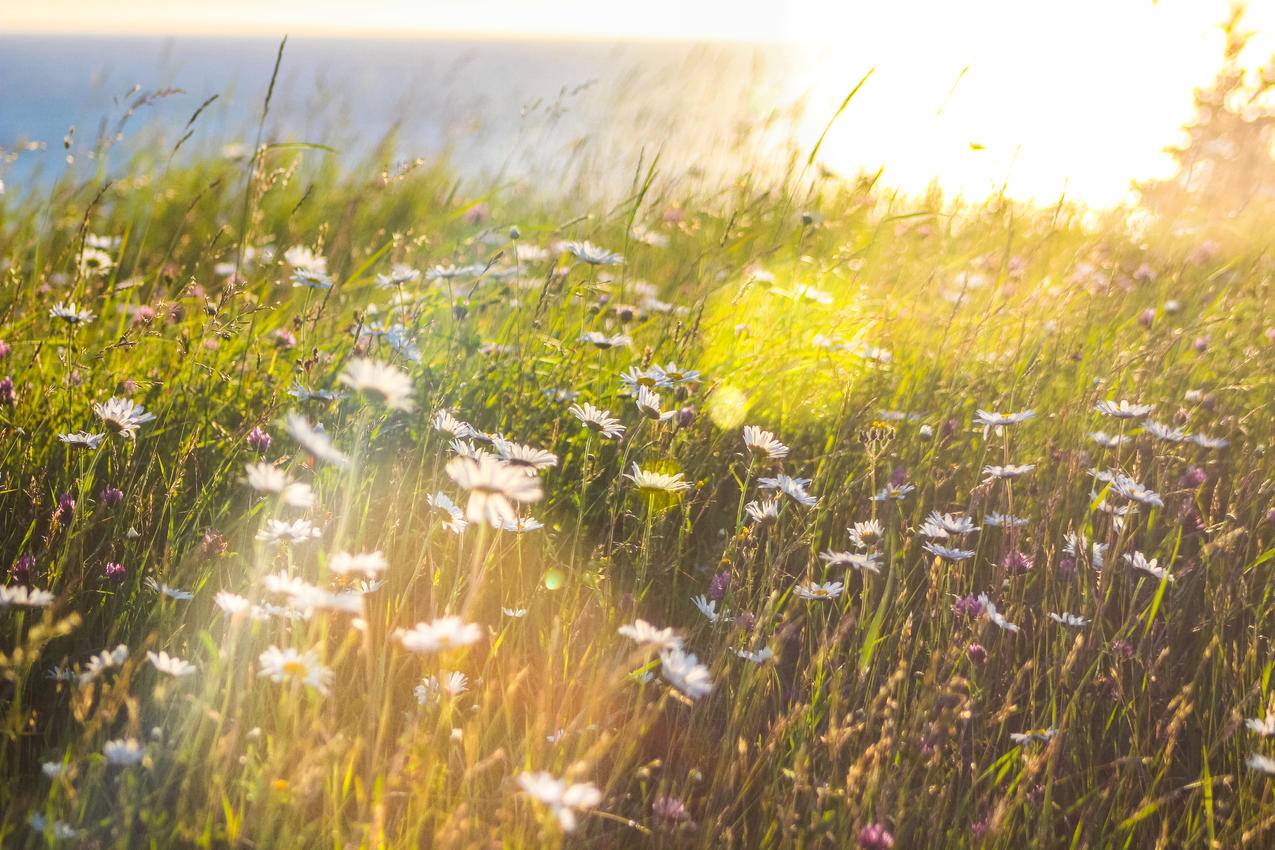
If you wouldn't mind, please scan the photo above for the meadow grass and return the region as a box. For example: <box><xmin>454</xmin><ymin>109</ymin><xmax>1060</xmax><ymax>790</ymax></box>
<box><xmin>0</xmin><ymin>123</ymin><xmax>1273</xmax><ymax>850</ymax></box>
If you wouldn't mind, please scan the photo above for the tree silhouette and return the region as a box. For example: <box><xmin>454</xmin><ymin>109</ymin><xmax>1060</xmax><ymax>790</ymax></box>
<box><xmin>1138</xmin><ymin>5</ymin><xmax>1275</xmax><ymax>223</ymax></box>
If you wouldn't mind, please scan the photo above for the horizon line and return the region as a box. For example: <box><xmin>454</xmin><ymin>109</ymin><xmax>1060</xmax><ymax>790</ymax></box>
<box><xmin>0</xmin><ymin>24</ymin><xmax>797</xmax><ymax>47</ymax></box>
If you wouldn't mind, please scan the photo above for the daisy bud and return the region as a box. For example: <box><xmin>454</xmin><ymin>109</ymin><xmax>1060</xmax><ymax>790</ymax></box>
<box><xmin>508</xmin><ymin>225</ymin><xmax>521</xmax><ymax>240</ymax></box>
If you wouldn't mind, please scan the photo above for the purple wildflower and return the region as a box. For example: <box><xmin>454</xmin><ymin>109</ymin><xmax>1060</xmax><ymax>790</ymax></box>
<box><xmin>246</xmin><ymin>426</ymin><xmax>272</xmax><ymax>453</ymax></box>
<box><xmin>858</xmin><ymin>823</ymin><xmax>895</xmax><ymax>850</ymax></box>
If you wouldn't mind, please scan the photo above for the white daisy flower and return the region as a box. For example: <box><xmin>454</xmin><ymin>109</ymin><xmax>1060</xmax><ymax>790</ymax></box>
<box><xmin>794</xmin><ymin>581</ymin><xmax>844</xmax><ymax>600</ymax></box>
<box><xmin>214</xmin><ymin>591</ymin><xmax>252</xmax><ymax>616</ymax></box>
<box><xmin>563</xmin><ymin>240</ymin><xmax>623</xmax><ymax>265</ymax></box>
<box><xmin>375</xmin><ymin>264</ymin><xmax>420</xmax><ymax>287</ymax></box>
<box><xmin>415</xmin><ymin>671</ymin><xmax>469</xmax><ymax>704</ymax></box>
<box><xmin>872</xmin><ymin>482</ymin><xmax>916</xmax><ymax>501</ymax></box>
<box><xmin>923</xmin><ymin>542</ymin><xmax>977</xmax><ymax>562</ymax></box>
<box><xmin>496</xmin><ymin>515</ymin><xmax>544</xmax><ymax>533</ymax></box>
<box><xmin>634</xmin><ymin>385</ymin><xmax>674</xmax><ymax>421</ymax></box>
<box><xmin>568</xmin><ymin>403</ymin><xmax>625</xmax><ymax>439</ymax></box>
<box><xmin>284</xmin><ymin>412</ymin><xmax>350</xmax><ymax>468</ymax></box>
<box><xmin>338</xmin><ymin>358</ymin><xmax>414</xmax><ymax>411</ymax></box>
<box><xmin>50</xmin><ymin>301</ymin><xmax>96</xmax><ymax>325</ymax></box>
<box><xmin>445</xmin><ymin>455</ymin><xmax>544</xmax><ymax>526</ymax></box>
<box><xmin>819</xmin><ymin>550</ymin><xmax>882</xmax><ymax>573</ymax></box>
<box><xmin>744</xmin><ymin>498</ymin><xmax>782</xmax><ymax>523</ymax></box>
<box><xmin>1143</xmin><ymin>420</ymin><xmax>1187</xmax><ymax>443</ymax></box>
<box><xmin>427</xmin><ymin>491</ymin><xmax>469</xmax><ymax>534</ymax></box>
<box><xmin>1094</xmin><ymin>400</ymin><xmax>1154</xmax><ymax>419</ymax></box>
<box><xmin>742</xmin><ymin>425</ymin><xmax>789</xmax><ymax>461</ymax></box>
<box><xmin>287</xmin><ymin>383</ymin><xmax>347</xmax><ymax>403</ymax></box>
<box><xmin>625</xmin><ymin>463</ymin><xmax>692</xmax><ymax>496</ymax></box>
<box><xmin>847</xmin><ymin>519</ymin><xmax>885</xmax><ymax>549</ymax></box>
<box><xmin>258</xmin><ymin>645</ymin><xmax>333</xmax><ymax>695</ymax></box>
<box><xmin>103</xmin><ymin>738</ymin><xmax>144</xmax><ymax>766</ymax></box>
<box><xmin>93</xmin><ymin>397</ymin><xmax>156</xmax><ymax>439</ymax></box>
<box><xmin>977</xmin><ymin>594</ymin><xmax>1020</xmax><ymax>633</ymax></box>
<box><xmin>1246</xmin><ymin>753</ymin><xmax>1275</xmax><ymax>774</ymax></box>
<box><xmin>493</xmin><ymin>437</ymin><xmax>558</xmax><ymax>473</ymax></box>
<box><xmin>579</xmin><ymin>330</ymin><xmax>631</xmax><ymax>349</ymax></box>
<box><xmin>1089</xmin><ymin>431</ymin><xmax>1132</xmax><ymax>448</ymax></box>
<box><xmin>1048</xmin><ymin>612</ymin><xmax>1089</xmax><ymax>628</ymax></box>
<box><xmin>255</xmin><ymin>518</ymin><xmax>322</xmax><ymax>545</ymax></box>
<box><xmin>502</xmin><ymin>607</ymin><xmax>528</xmax><ymax>618</ymax></box>
<box><xmin>1111</xmin><ymin>474</ymin><xmax>1164</xmax><ymax>508</ymax></box>
<box><xmin>516</xmin><ymin>771</ymin><xmax>604</xmax><ymax>832</ymax></box>
<box><xmin>984</xmin><ymin>512</ymin><xmax>1029</xmax><ymax>528</ymax></box>
<box><xmin>660</xmin><ymin>647</ymin><xmax>714</xmax><ymax>700</ymax></box>
<box><xmin>78</xmin><ymin>644</ymin><xmax>129</xmax><ymax>687</ymax></box>
<box><xmin>292</xmin><ymin>268</ymin><xmax>333</xmax><ymax>289</ymax></box>
<box><xmin>243</xmin><ymin>462</ymin><xmax>314</xmax><ymax>508</ymax></box>
<box><xmin>328</xmin><ymin>551</ymin><xmax>388</xmax><ymax>578</ymax></box>
<box><xmin>147</xmin><ymin>650</ymin><xmax>196</xmax><ymax>677</ymax></box>
<box><xmin>1063</xmin><ymin>532</ymin><xmax>1107</xmax><ymax>570</ymax></box>
<box><xmin>735</xmin><ymin>646</ymin><xmax>774</xmax><ymax>664</ymax></box>
<box><xmin>982</xmin><ymin>463</ymin><xmax>1035</xmax><ymax>481</ymax></box>
<box><xmin>619</xmin><ymin>365</ymin><xmax>668</xmax><ymax>391</ymax></box>
<box><xmin>394</xmin><ymin>617</ymin><xmax>482</xmax><ymax>653</ymax></box>
<box><xmin>58</xmin><ymin>431</ymin><xmax>106</xmax><ymax>449</ymax></box>
<box><xmin>974</xmin><ymin>409</ymin><xmax>1035</xmax><ymax>432</ymax></box>
<box><xmin>1191</xmin><ymin>432</ymin><xmax>1228</xmax><ymax>449</ymax></box>
<box><xmin>0</xmin><ymin>585</ymin><xmax>55</xmax><ymax>608</ymax></box>
<box><xmin>618</xmin><ymin>619</ymin><xmax>683</xmax><ymax>650</ymax></box>
<box><xmin>284</xmin><ymin>245</ymin><xmax>327</xmax><ymax>274</ymax></box>
<box><xmin>758</xmin><ymin>474</ymin><xmax>817</xmax><ymax>507</ymax></box>
<box><xmin>144</xmin><ymin>578</ymin><xmax>193</xmax><ymax>601</ymax></box>
<box><xmin>691</xmin><ymin>594</ymin><xmax>723</xmax><ymax>623</ymax></box>
<box><xmin>919</xmin><ymin>511</ymin><xmax>980</xmax><ymax>539</ymax></box>
<box><xmin>1245</xmin><ymin>714</ymin><xmax>1275</xmax><ymax>736</ymax></box>
<box><xmin>654</xmin><ymin>362</ymin><xmax>701</xmax><ymax>385</ymax></box>
<box><xmin>1124</xmin><ymin>551</ymin><xmax>1175</xmax><ymax>582</ymax></box>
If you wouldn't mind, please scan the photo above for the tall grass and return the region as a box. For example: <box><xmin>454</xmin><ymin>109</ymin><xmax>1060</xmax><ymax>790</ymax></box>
<box><xmin>0</xmin><ymin>102</ymin><xmax>1273</xmax><ymax>850</ymax></box>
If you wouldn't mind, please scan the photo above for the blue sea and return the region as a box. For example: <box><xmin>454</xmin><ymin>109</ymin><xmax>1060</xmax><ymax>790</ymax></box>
<box><xmin>0</xmin><ymin>34</ymin><xmax>811</xmax><ymax>192</ymax></box>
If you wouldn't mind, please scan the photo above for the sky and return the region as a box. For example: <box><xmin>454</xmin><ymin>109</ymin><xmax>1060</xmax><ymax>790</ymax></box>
<box><xmin>5</xmin><ymin>0</ymin><xmax>1274</xmax><ymax>206</ymax></box>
